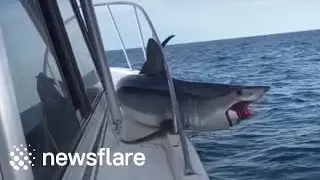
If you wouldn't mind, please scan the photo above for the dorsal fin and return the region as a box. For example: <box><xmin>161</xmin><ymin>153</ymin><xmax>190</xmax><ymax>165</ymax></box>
<box><xmin>139</xmin><ymin>38</ymin><xmax>165</xmax><ymax>75</ymax></box>
<box><xmin>161</xmin><ymin>35</ymin><xmax>175</xmax><ymax>47</ymax></box>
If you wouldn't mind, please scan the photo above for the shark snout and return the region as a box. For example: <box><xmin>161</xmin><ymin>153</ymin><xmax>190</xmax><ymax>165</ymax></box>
<box><xmin>237</xmin><ymin>85</ymin><xmax>270</xmax><ymax>102</ymax></box>
<box><xmin>260</xmin><ymin>86</ymin><xmax>270</xmax><ymax>94</ymax></box>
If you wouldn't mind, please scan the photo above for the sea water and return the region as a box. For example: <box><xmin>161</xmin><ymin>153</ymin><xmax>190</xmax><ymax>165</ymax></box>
<box><xmin>108</xmin><ymin>29</ymin><xmax>320</xmax><ymax>180</ymax></box>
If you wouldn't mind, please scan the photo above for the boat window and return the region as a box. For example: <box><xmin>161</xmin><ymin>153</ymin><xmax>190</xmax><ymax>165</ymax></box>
<box><xmin>52</xmin><ymin>0</ymin><xmax>102</xmax><ymax>105</ymax></box>
<box><xmin>1</xmin><ymin>2</ymin><xmax>82</xmax><ymax>179</ymax></box>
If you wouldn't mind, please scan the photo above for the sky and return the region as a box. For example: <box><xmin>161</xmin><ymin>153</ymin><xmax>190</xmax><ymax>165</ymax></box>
<box><xmin>92</xmin><ymin>0</ymin><xmax>320</xmax><ymax>48</ymax></box>
<box><xmin>1</xmin><ymin>0</ymin><xmax>320</xmax><ymax>49</ymax></box>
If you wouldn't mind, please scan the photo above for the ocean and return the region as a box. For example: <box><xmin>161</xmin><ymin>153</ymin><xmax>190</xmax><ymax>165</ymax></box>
<box><xmin>108</xmin><ymin>29</ymin><xmax>320</xmax><ymax>180</ymax></box>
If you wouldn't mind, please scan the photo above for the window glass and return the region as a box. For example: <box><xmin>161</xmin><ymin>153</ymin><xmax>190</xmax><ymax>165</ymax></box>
<box><xmin>56</xmin><ymin>0</ymin><xmax>102</xmax><ymax>104</ymax></box>
<box><xmin>1</xmin><ymin>2</ymin><xmax>82</xmax><ymax>179</ymax></box>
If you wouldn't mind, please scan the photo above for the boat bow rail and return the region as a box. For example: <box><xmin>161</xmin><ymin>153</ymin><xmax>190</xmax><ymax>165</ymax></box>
<box><xmin>43</xmin><ymin>1</ymin><xmax>195</xmax><ymax>176</ymax></box>
<box><xmin>44</xmin><ymin>1</ymin><xmax>156</xmax><ymax>74</ymax></box>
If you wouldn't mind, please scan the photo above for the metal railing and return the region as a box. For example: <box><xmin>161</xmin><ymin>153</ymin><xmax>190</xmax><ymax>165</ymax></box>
<box><xmin>95</xmin><ymin>2</ymin><xmax>194</xmax><ymax>175</ymax></box>
<box><xmin>43</xmin><ymin>2</ymin><xmax>158</xmax><ymax>73</ymax></box>
<box><xmin>95</xmin><ymin>2</ymin><xmax>160</xmax><ymax>68</ymax></box>
<box><xmin>44</xmin><ymin>1</ymin><xmax>194</xmax><ymax>175</ymax></box>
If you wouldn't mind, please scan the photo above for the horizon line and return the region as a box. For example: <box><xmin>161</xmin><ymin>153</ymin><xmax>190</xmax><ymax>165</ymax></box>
<box><xmin>166</xmin><ymin>28</ymin><xmax>320</xmax><ymax>47</ymax></box>
<box><xmin>104</xmin><ymin>28</ymin><xmax>320</xmax><ymax>51</ymax></box>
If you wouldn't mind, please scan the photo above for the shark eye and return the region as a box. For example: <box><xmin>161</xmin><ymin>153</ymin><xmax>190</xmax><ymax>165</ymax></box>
<box><xmin>236</xmin><ymin>90</ymin><xmax>242</xmax><ymax>95</ymax></box>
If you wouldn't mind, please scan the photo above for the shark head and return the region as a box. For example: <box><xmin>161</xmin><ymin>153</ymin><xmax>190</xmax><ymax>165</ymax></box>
<box><xmin>225</xmin><ymin>86</ymin><xmax>269</xmax><ymax>120</ymax></box>
<box><xmin>115</xmin><ymin>38</ymin><xmax>270</xmax><ymax>132</ymax></box>
<box><xmin>229</xmin><ymin>86</ymin><xmax>269</xmax><ymax>117</ymax></box>
<box><xmin>189</xmin><ymin>84</ymin><xmax>269</xmax><ymax>131</ymax></box>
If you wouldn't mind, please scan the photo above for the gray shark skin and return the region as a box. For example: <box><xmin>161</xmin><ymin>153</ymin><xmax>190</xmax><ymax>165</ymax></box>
<box><xmin>115</xmin><ymin>38</ymin><xmax>269</xmax><ymax>131</ymax></box>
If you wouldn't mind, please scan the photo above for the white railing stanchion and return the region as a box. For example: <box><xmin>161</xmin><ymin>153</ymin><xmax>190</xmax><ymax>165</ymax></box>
<box><xmin>106</xmin><ymin>5</ymin><xmax>132</xmax><ymax>70</ymax></box>
<box><xmin>134</xmin><ymin>6</ymin><xmax>147</xmax><ymax>61</ymax></box>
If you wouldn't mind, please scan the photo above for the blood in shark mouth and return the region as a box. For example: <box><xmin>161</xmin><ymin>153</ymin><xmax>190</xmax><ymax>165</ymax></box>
<box><xmin>226</xmin><ymin>101</ymin><xmax>252</xmax><ymax>126</ymax></box>
<box><xmin>230</xmin><ymin>101</ymin><xmax>252</xmax><ymax>119</ymax></box>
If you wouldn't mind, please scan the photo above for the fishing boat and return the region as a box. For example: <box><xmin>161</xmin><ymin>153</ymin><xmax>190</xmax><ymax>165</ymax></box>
<box><xmin>0</xmin><ymin>1</ymin><xmax>268</xmax><ymax>180</ymax></box>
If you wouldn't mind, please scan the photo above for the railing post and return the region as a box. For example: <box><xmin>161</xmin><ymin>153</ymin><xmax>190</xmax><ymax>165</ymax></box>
<box><xmin>106</xmin><ymin>5</ymin><xmax>132</xmax><ymax>70</ymax></box>
<box><xmin>128</xmin><ymin>4</ymin><xmax>195</xmax><ymax>175</ymax></box>
<box><xmin>133</xmin><ymin>6</ymin><xmax>147</xmax><ymax>61</ymax></box>
<box><xmin>80</xmin><ymin>0</ymin><xmax>123</xmax><ymax>132</ymax></box>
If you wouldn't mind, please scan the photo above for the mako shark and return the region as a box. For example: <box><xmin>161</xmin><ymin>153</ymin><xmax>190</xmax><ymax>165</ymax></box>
<box><xmin>115</xmin><ymin>37</ymin><xmax>269</xmax><ymax>132</ymax></box>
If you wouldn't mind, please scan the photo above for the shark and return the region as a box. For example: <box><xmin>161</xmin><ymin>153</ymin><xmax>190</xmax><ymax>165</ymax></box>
<box><xmin>115</xmin><ymin>37</ymin><xmax>269</xmax><ymax>132</ymax></box>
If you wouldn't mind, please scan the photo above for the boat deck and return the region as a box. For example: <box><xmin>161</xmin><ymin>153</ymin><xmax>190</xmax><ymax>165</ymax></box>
<box><xmin>96</xmin><ymin>125</ymin><xmax>175</xmax><ymax>180</ymax></box>
<box><xmin>94</xmin><ymin>122</ymin><xmax>209</xmax><ymax>180</ymax></box>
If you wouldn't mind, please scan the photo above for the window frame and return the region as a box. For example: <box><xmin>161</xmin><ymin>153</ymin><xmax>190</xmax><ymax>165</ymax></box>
<box><xmin>33</xmin><ymin>0</ymin><xmax>105</xmax><ymax>178</ymax></box>
<box><xmin>0</xmin><ymin>164</ymin><xmax>4</xmax><ymax>180</ymax></box>
<box><xmin>35</xmin><ymin>0</ymin><xmax>93</xmax><ymax>118</ymax></box>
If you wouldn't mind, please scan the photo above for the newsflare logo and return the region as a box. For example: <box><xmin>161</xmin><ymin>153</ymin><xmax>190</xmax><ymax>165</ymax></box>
<box><xmin>9</xmin><ymin>144</ymin><xmax>35</xmax><ymax>171</ymax></box>
<box><xmin>9</xmin><ymin>145</ymin><xmax>146</xmax><ymax>171</ymax></box>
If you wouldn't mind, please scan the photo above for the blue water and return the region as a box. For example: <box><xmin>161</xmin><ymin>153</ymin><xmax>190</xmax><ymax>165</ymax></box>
<box><xmin>108</xmin><ymin>29</ymin><xmax>320</xmax><ymax>180</ymax></box>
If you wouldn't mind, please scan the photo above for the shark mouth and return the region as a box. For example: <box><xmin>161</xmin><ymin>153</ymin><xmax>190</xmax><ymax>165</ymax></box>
<box><xmin>226</xmin><ymin>101</ymin><xmax>252</xmax><ymax>126</ymax></box>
